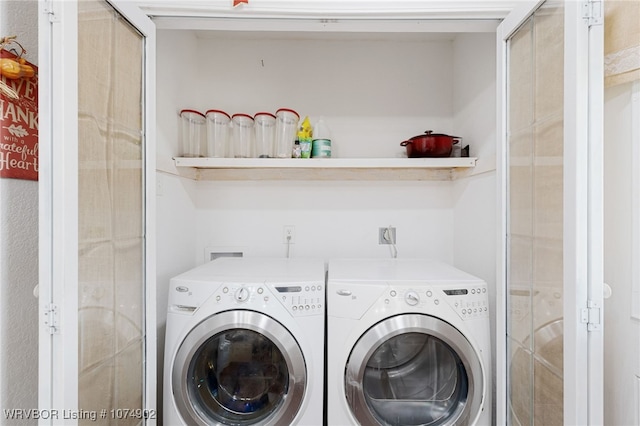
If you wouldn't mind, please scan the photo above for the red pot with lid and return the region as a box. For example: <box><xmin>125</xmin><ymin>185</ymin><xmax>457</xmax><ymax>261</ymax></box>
<box><xmin>400</xmin><ymin>131</ymin><xmax>462</xmax><ymax>158</ymax></box>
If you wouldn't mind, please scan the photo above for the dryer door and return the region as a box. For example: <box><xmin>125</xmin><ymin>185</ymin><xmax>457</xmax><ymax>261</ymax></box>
<box><xmin>345</xmin><ymin>314</ymin><xmax>484</xmax><ymax>426</ymax></box>
<box><xmin>172</xmin><ymin>310</ymin><xmax>306</xmax><ymax>426</ymax></box>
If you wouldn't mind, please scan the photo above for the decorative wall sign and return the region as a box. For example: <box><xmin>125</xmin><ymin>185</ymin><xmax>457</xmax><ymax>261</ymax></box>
<box><xmin>0</xmin><ymin>48</ymin><xmax>38</xmax><ymax>181</ymax></box>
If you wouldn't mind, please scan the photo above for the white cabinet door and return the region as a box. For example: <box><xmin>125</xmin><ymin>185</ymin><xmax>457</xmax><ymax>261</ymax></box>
<box><xmin>497</xmin><ymin>1</ymin><xmax>603</xmax><ymax>425</ymax></box>
<box><xmin>37</xmin><ymin>1</ymin><xmax>156</xmax><ymax>424</ymax></box>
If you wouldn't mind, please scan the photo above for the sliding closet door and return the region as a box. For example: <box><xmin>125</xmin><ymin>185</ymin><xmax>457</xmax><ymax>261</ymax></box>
<box><xmin>38</xmin><ymin>1</ymin><xmax>156</xmax><ymax>424</ymax></box>
<box><xmin>497</xmin><ymin>1</ymin><xmax>603</xmax><ymax>425</ymax></box>
<box><xmin>76</xmin><ymin>1</ymin><xmax>145</xmax><ymax>422</ymax></box>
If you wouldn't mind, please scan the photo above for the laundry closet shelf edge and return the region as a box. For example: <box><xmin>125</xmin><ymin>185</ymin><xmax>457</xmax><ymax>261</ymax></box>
<box><xmin>172</xmin><ymin>157</ymin><xmax>478</xmax><ymax>181</ymax></box>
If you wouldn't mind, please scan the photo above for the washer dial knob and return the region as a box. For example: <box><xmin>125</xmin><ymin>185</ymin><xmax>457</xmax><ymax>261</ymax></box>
<box><xmin>405</xmin><ymin>290</ymin><xmax>420</xmax><ymax>306</ymax></box>
<box><xmin>234</xmin><ymin>287</ymin><xmax>250</xmax><ymax>302</ymax></box>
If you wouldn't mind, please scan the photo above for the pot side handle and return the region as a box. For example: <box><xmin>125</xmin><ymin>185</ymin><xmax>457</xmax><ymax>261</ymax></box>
<box><xmin>400</xmin><ymin>140</ymin><xmax>412</xmax><ymax>146</ymax></box>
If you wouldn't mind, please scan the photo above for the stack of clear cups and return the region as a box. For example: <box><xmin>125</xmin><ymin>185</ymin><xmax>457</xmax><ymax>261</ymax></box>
<box><xmin>205</xmin><ymin>109</ymin><xmax>231</xmax><ymax>158</ymax></box>
<box><xmin>231</xmin><ymin>113</ymin><xmax>255</xmax><ymax>158</ymax></box>
<box><xmin>274</xmin><ymin>108</ymin><xmax>300</xmax><ymax>158</ymax></box>
<box><xmin>254</xmin><ymin>112</ymin><xmax>276</xmax><ymax>158</ymax></box>
<box><xmin>179</xmin><ymin>109</ymin><xmax>206</xmax><ymax>157</ymax></box>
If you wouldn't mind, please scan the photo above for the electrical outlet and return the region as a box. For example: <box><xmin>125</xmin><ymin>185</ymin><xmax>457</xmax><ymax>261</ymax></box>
<box><xmin>283</xmin><ymin>226</ymin><xmax>295</xmax><ymax>244</ymax></box>
<box><xmin>379</xmin><ymin>227</ymin><xmax>396</xmax><ymax>244</ymax></box>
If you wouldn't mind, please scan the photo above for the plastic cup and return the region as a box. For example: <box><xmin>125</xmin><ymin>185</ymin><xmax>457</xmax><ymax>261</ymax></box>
<box><xmin>254</xmin><ymin>112</ymin><xmax>276</xmax><ymax>158</ymax></box>
<box><xmin>179</xmin><ymin>109</ymin><xmax>206</xmax><ymax>157</ymax></box>
<box><xmin>231</xmin><ymin>113</ymin><xmax>255</xmax><ymax>158</ymax></box>
<box><xmin>205</xmin><ymin>110</ymin><xmax>231</xmax><ymax>158</ymax></box>
<box><xmin>274</xmin><ymin>108</ymin><xmax>300</xmax><ymax>158</ymax></box>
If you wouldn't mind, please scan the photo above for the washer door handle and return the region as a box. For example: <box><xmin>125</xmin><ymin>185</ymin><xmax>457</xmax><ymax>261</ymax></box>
<box><xmin>336</xmin><ymin>289</ymin><xmax>352</xmax><ymax>296</ymax></box>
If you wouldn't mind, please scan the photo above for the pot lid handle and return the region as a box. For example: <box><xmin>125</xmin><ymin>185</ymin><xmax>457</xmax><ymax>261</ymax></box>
<box><xmin>423</xmin><ymin>130</ymin><xmax>462</xmax><ymax>139</ymax></box>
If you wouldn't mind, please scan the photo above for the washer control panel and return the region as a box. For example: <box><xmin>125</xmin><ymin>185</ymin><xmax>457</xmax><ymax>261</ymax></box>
<box><xmin>173</xmin><ymin>280</ymin><xmax>325</xmax><ymax>318</ymax></box>
<box><xmin>213</xmin><ymin>283</ymin><xmax>268</xmax><ymax>305</ymax></box>
<box><xmin>272</xmin><ymin>283</ymin><xmax>324</xmax><ymax>317</ymax></box>
<box><xmin>442</xmin><ymin>285</ymin><xmax>489</xmax><ymax>320</ymax></box>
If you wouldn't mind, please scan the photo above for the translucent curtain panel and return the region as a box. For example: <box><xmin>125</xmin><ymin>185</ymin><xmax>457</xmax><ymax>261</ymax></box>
<box><xmin>77</xmin><ymin>1</ymin><xmax>144</xmax><ymax>424</ymax></box>
<box><xmin>507</xmin><ymin>2</ymin><xmax>564</xmax><ymax>425</ymax></box>
<box><xmin>604</xmin><ymin>0</ymin><xmax>640</xmax><ymax>87</ymax></box>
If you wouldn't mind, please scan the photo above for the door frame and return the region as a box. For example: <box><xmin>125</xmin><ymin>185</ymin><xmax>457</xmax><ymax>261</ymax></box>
<box><xmin>37</xmin><ymin>1</ymin><xmax>156</xmax><ymax>424</ymax></box>
<box><xmin>495</xmin><ymin>1</ymin><xmax>604</xmax><ymax>424</ymax></box>
<box><xmin>565</xmin><ymin>1</ymin><xmax>604</xmax><ymax>423</ymax></box>
<box><xmin>38</xmin><ymin>1</ymin><xmax>80</xmax><ymax>418</ymax></box>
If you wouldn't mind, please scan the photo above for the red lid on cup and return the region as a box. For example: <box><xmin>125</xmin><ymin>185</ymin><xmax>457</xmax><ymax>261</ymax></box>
<box><xmin>254</xmin><ymin>112</ymin><xmax>276</xmax><ymax>119</ymax></box>
<box><xmin>275</xmin><ymin>108</ymin><xmax>300</xmax><ymax>119</ymax></box>
<box><xmin>205</xmin><ymin>109</ymin><xmax>231</xmax><ymax>119</ymax></box>
<box><xmin>180</xmin><ymin>109</ymin><xmax>205</xmax><ymax>117</ymax></box>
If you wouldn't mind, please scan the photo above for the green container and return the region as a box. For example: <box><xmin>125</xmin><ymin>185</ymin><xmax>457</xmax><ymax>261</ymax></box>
<box><xmin>311</xmin><ymin>138</ymin><xmax>331</xmax><ymax>158</ymax></box>
<box><xmin>300</xmin><ymin>139</ymin><xmax>312</xmax><ymax>158</ymax></box>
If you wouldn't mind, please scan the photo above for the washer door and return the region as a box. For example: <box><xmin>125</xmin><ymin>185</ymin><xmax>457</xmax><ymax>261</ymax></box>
<box><xmin>345</xmin><ymin>314</ymin><xmax>484</xmax><ymax>426</ymax></box>
<box><xmin>172</xmin><ymin>310</ymin><xmax>306</xmax><ymax>426</ymax></box>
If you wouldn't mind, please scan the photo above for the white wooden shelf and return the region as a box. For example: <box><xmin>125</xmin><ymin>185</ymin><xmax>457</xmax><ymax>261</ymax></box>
<box><xmin>173</xmin><ymin>156</ymin><xmax>478</xmax><ymax>181</ymax></box>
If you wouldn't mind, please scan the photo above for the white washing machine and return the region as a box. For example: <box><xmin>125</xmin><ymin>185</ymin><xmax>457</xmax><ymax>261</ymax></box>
<box><xmin>163</xmin><ymin>258</ymin><xmax>325</xmax><ymax>426</ymax></box>
<box><xmin>327</xmin><ymin>258</ymin><xmax>492</xmax><ymax>426</ymax></box>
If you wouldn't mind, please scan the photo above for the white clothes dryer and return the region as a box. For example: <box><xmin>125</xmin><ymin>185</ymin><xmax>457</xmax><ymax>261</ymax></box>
<box><xmin>327</xmin><ymin>258</ymin><xmax>492</xmax><ymax>426</ymax></box>
<box><xmin>163</xmin><ymin>258</ymin><xmax>325</xmax><ymax>426</ymax></box>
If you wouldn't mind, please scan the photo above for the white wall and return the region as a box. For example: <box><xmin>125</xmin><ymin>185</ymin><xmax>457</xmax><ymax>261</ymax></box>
<box><xmin>154</xmin><ymin>28</ymin><xmax>489</xmax><ymax>268</ymax></box>
<box><xmin>192</xmin><ymin>179</ymin><xmax>455</xmax><ymax>262</ymax></box>
<box><xmin>157</xmin><ymin>30</ymin><xmax>458</xmax><ymax>165</ymax></box>
<box><xmin>452</xmin><ymin>32</ymin><xmax>498</xmax><ymax>421</ymax></box>
<box><xmin>451</xmin><ymin>32</ymin><xmax>497</xmax><ymax>289</ymax></box>
<box><xmin>154</xmin><ymin>29</ymin><xmax>497</xmax><ymax>271</ymax></box>
<box><xmin>191</xmin><ymin>35</ymin><xmax>455</xmax><ymax>159</ymax></box>
<box><xmin>155</xmin><ymin>29</ymin><xmax>202</xmax><ymax>421</ymax></box>
<box><xmin>0</xmin><ymin>1</ymin><xmax>39</xmax><ymax>424</ymax></box>
<box><xmin>603</xmin><ymin>81</ymin><xmax>640</xmax><ymax>426</ymax></box>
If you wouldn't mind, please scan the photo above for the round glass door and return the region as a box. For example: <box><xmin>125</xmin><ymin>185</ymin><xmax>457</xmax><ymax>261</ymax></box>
<box><xmin>345</xmin><ymin>314</ymin><xmax>484</xmax><ymax>426</ymax></box>
<box><xmin>172</xmin><ymin>310</ymin><xmax>306</xmax><ymax>426</ymax></box>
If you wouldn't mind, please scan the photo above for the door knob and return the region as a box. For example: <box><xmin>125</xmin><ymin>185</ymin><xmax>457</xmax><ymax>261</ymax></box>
<box><xmin>603</xmin><ymin>282</ymin><xmax>612</xmax><ymax>299</ymax></box>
